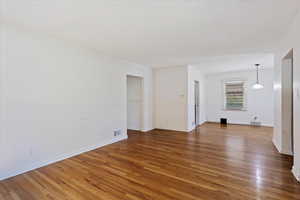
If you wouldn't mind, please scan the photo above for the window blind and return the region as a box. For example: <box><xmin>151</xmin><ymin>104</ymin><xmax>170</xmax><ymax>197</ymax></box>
<box><xmin>225</xmin><ymin>82</ymin><xmax>244</xmax><ymax>110</ymax></box>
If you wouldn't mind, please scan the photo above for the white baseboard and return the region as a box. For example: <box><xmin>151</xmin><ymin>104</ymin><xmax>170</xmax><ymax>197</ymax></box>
<box><xmin>206</xmin><ymin>120</ymin><xmax>273</xmax><ymax>127</ymax></box>
<box><xmin>292</xmin><ymin>166</ymin><xmax>300</xmax><ymax>182</ymax></box>
<box><xmin>155</xmin><ymin>128</ymin><xmax>189</xmax><ymax>133</ymax></box>
<box><xmin>197</xmin><ymin>120</ymin><xmax>206</xmax><ymax>127</ymax></box>
<box><xmin>141</xmin><ymin>128</ymin><xmax>154</xmax><ymax>132</ymax></box>
<box><xmin>272</xmin><ymin>138</ymin><xmax>282</xmax><ymax>153</ymax></box>
<box><xmin>188</xmin><ymin>120</ymin><xmax>207</xmax><ymax>132</ymax></box>
<box><xmin>0</xmin><ymin>135</ymin><xmax>128</xmax><ymax>181</ymax></box>
<box><xmin>272</xmin><ymin>138</ymin><xmax>293</xmax><ymax>156</ymax></box>
<box><xmin>280</xmin><ymin>149</ymin><xmax>293</xmax><ymax>156</ymax></box>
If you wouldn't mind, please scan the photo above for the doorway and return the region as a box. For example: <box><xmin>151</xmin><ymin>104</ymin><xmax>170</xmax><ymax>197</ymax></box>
<box><xmin>194</xmin><ymin>81</ymin><xmax>200</xmax><ymax>127</ymax></box>
<box><xmin>281</xmin><ymin>49</ymin><xmax>294</xmax><ymax>155</ymax></box>
<box><xmin>127</xmin><ymin>75</ymin><xmax>143</xmax><ymax>131</ymax></box>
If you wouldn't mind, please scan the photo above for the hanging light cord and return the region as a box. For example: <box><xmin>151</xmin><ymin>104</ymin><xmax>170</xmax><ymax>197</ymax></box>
<box><xmin>255</xmin><ymin>64</ymin><xmax>260</xmax><ymax>84</ymax></box>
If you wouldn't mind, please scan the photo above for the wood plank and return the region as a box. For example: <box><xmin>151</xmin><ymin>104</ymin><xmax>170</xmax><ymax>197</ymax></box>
<box><xmin>0</xmin><ymin>123</ymin><xmax>299</xmax><ymax>200</ymax></box>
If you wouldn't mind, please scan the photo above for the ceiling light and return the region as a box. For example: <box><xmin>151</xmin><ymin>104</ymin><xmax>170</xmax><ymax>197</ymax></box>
<box><xmin>252</xmin><ymin>64</ymin><xmax>264</xmax><ymax>90</ymax></box>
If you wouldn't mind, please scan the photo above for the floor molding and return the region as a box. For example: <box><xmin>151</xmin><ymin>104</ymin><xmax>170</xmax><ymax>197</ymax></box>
<box><xmin>280</xmin><ymin>149</ymin><xmax>294</xmax><ymax>156</ymax></box>
<box><xmin>153</xmin><ymin>128</ymin><xmax>188</xmax><ymax>133</ymax></box>
<box><xmin>272</xmin><ymin>138</ymin><xmax>294</xmax><ymax>156</ymax></box>
<box><xmin>205</xmin><ymin>121</ymin><xmax>274</xmax><ymax>128</ymax></box>
<box><xmin>272</xmin><ymin>137</ymin><xmax>282</xmax><ymax>153</ymax></box>
<box><xmin>0</xmin><ymin>135</ymin><xmax>127</xmax><ymax>181</ymax></box>
<box><xmin>188</xmin><ymin>121</ymin><xmax>207</xmax><ymax>132</ymax></box>
<box><xmin>141</xmin><ymin>128</ymin><xmax>154</xmax><ymax>132</ymax></box>
<box><xmin>292</xmin><ymin>166</ymin><xmax>300</xmax><ymax>182</ymax></box>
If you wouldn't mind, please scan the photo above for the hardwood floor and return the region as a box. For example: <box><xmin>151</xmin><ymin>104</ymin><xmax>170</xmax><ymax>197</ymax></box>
<box><xmin>0</xmin><ymin>123</ymin><xmax>299</xmax><ymax>200</ymax></box>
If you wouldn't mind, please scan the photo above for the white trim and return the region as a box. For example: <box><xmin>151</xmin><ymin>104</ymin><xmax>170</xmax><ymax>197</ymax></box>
<box><xmin>188</xmin><ymin>120</ymin><xmax>207</xmax><ymax>132</ymax></box>
<box><xmin>155</xmin><ymin>128</ymin><xmax>189</xmax><ymax>133</ymax></box>
<box><xmin>280</xmin><ymin>149</ymin><xmax>293</xmax><ymax>156</ymax></box>
<box><xmin>0</xmin><ymin>135</ymin><xmax>127</xmax><ymax>181</ymax></box>
<box><xmin>126</xmin><ymin>74</ymin><xmax>145</xmax><ymax>131</ymax></box>
<box><xmin>206</xmin><ymin>120</ymin><xmax>273</xmax><ymax>127</ymax></box>
<box><xmin>292</xmin><ymin>166</ymin><xmax>300</xmax><ymax>182</ymax></box>
<box><xmin>272</xmin><ymin>138</ymin><xmax>293</xmax><ymax>156</ymax></box>
<box><xmin>141</xmin><ymin>128</ymin><xmax>154</xmax><ymax>132</ymax></box>
<box><xmin>272</xmin><ymin>137</ymin><xmax>282</xmax><ymax>153</ymax></box>
<box><xmin>272</xmin><ymin>136</ymin><xmax>293</xmax><ymax>155</ymax></box>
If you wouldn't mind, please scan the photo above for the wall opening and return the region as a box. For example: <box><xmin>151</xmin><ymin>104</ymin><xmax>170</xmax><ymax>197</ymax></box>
<box><xmin>127</xmin><ymin>75</ymin><xmax>144</xmax><ymax>132</ymax></box>
<box><xmin>194</xmin><ymin>81</ymin><xmax>200</xmax><ymax>127</ymax></box>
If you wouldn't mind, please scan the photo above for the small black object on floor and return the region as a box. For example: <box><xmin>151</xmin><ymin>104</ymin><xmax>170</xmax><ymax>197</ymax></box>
<box><xmin>220</xmin><ymin>118</ymin><xmax>227</xmax><ymax>127</ymax></box>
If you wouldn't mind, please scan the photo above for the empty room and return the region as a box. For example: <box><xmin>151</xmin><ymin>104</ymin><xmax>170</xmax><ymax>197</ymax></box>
<box><xmin>1</xmin><ymin>0</ymin><xmax>300</xmax><ymax>199</ymax></box>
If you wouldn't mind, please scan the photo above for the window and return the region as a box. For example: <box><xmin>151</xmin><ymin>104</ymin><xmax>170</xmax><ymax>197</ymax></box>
<box><xmin>224</xmin><ymin>81</ymin><xmax>245</xmax><ymax>110</ymax></box>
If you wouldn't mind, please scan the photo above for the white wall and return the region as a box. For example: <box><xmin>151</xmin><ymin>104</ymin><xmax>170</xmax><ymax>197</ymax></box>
<box><xmin>273</xmin><ymin>11</ymin><xmax>300</xmax><ymax>181</ymax></box>
<box><xmin>0</xmin><ymin>24</ymin><xmax>153</xmax><ymax>180</ymax></box>
<box><xmin>205</xmin><ymin>68</ymin><xmax>274</xmax><ymax>126</ymax></box>
<box><xmin>127</xmin><ymin>76</ymin><xmax>143</xmax><ymax>131</ymax></box>
<box><xmin>187</xmin><ymin>66</ymin><xmax>206</xmax><ymax>131</ymax></box>
<box><xmin>153</xmin><ymin>66</ymin><xmax>207</xmax><ymax>132</ymax></box>
<box><xmin>153</xmin><ymin>66</ymin><xmax>188</xmax><ymax>132</ymax></box>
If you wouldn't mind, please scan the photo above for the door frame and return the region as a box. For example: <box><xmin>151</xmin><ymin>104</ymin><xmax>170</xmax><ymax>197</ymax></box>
<box><xmin>194</xmin><ymin>81</ymin><xmax>200</xmax><ymax>127</ymax></box>
<box><xmin>281</xmin><ymin>49</ymin><xmax>294</xmax><ymax>155</ymax></box>
<box><xmin>126</xmin><ymin>74</ymin><xmax>144</xmax><ymax>131</ymax></box>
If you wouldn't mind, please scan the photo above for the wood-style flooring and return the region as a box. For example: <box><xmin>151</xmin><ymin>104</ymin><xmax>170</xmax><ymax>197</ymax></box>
<box><xmin>0</xmin><ymin>123</ymin><xmax>299</xmax><ymax>200</ymax></box>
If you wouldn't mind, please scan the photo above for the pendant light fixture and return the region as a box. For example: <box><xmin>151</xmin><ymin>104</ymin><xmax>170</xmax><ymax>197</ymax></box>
<box><xmin>252</xmin><ymin>64</ymin><xmax>264</xmax><ymax>90</ymax></box>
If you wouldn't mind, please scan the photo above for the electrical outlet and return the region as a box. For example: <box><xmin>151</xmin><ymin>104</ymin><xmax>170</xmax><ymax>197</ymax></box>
<box><xmin>114</xmin><ymin>129</ymin><xmax>122</xmax><ymax>136</ymax></box>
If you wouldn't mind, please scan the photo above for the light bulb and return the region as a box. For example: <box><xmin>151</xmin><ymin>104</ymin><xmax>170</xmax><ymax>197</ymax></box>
<box><xmin>252</xmin><ymin>83</ymin><xmax>264</xmax><ymax>90</ymax></box>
